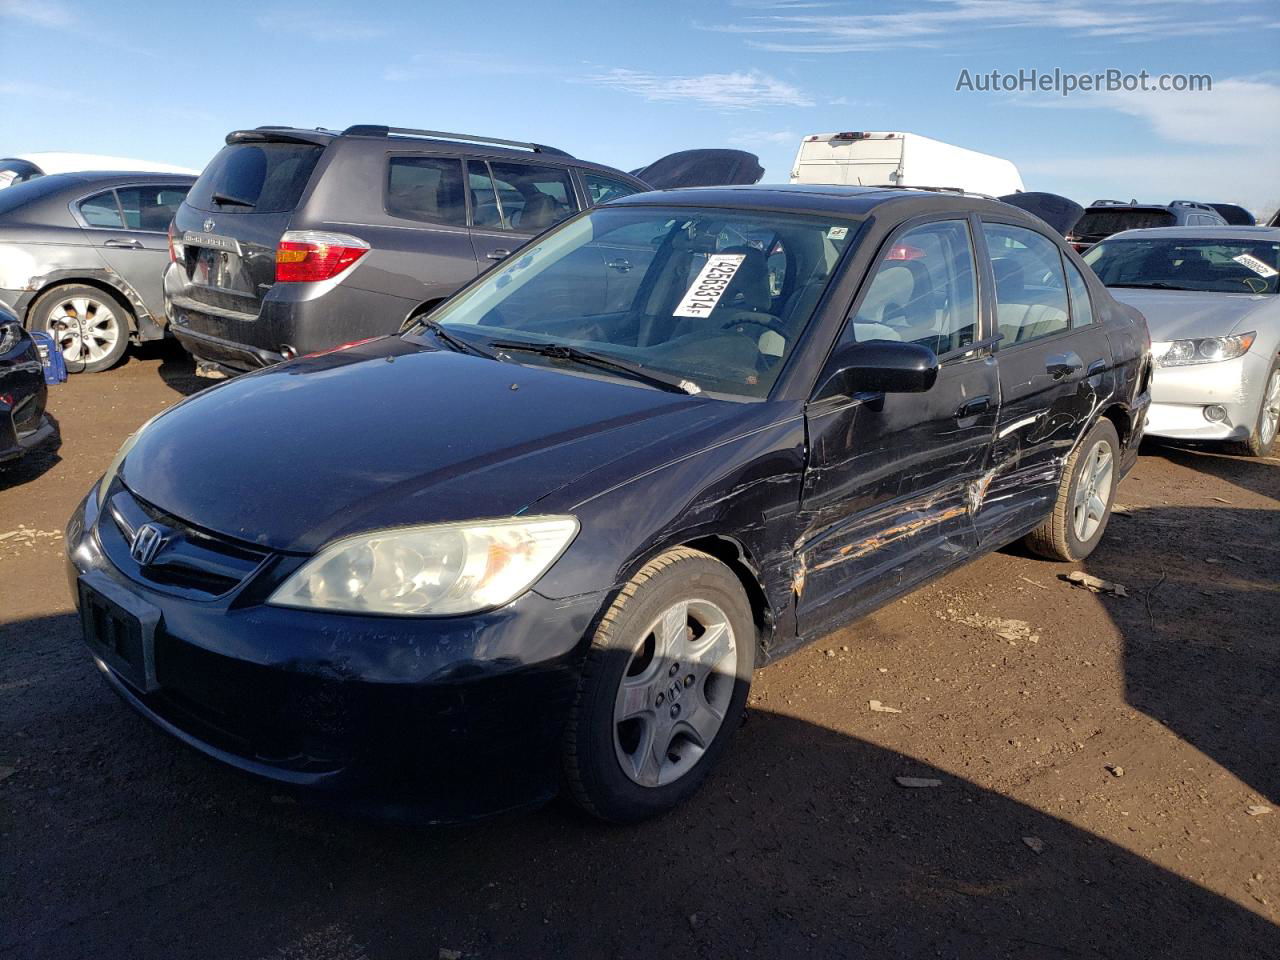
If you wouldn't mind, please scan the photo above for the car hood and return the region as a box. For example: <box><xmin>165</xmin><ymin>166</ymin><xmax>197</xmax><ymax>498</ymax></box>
<box><xmin>996</xmin><ymin>192</ymin><xmax>1084</xmax><ymax>237</ymax></box>
<box><xmin>121</xmin><ymin>338</ymin><xmax>741</xmax><ymax>553</ymax></box>
<box><xmin>1106</xmin><ymin>288</ymin><xmax>1275</xmax><ymax>341</ymax></box>
<box><xmin>634</xmin><ymin>149</ymin><xmax>764</xmax><ymax>189</ymax></box>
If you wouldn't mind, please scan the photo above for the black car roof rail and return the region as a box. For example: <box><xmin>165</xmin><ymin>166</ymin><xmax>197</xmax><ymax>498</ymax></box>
<box><xmin>1090</xmin><ymin>199</ymin><xmax>1139</xmax><ymax>206</ymax></box>
<box><xmin>869</xmin><ymin>184</ymin><xmax>998</xmax><ymax>200</ymax></box>
<box><xmin>340</xmin><ymin>125</ymin><xmax>573</xmax><ymax>157</ymax></box>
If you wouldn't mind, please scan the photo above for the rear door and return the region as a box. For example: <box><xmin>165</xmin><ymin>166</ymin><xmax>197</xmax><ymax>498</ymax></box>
<box><xmin>797</xmin><ymin>216</ymin><xmax>999</xmax><ymax>638</ymax></box>
<box><xmin>78</xmin><ymin>183</ymin><xmax>188</xmax><ymax>320</ymax></box>
<box><xmin>171</xmin><ymin>140</ymin><xmax>324</xmax><ymax>324</ymax></box>
<box><xmin>977</xmin><ymin>219</ymin><xmax>1113</xmax><ymax>544</ymax></box>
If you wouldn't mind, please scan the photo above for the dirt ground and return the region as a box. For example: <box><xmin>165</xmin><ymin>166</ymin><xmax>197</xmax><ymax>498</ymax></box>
<box><xmin>2</xmin><ymin>342</ymin><xmax>1277</xmax><ymax>960</ymax></box>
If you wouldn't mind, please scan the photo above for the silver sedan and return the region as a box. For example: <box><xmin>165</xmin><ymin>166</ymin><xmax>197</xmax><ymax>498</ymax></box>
<box><xmin>1084</xmin><ymin>226</ymin><xmax>1280</xmax><ymax>457</ymax></box>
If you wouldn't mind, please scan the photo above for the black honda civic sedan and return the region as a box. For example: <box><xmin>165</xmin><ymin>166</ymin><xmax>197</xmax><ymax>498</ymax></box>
<box><xmin>66</xmin><ymin>185</ymin><xmax>1151</xmax><ymax>822</ymax></box>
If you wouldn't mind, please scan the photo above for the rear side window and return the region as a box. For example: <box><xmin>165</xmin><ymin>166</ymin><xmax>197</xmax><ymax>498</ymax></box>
<box><xmin>115</xmin><ymin>185</ymin><xmax>190</xmax><ymax>231</ymax></box>
<box><xmin>984</xmin><ymin>223</ymin><xmax>1070</xmax><ymax>344</ymax></box>
<box><xmin>79</xmin><ymin>191</ymin><xmax>123</xmax><ymax>228</ymax></box>
<box><xmin>386</xmin><ymin>157</ymin><xmax>466</xmax><ymax>227</ymax></box>
<box><xmin>1064</xmin><ymin>258</ymin><xmax>1094</xmax><ymax>326</ymax></box>
<box><xmin>186</xmin><ymin>142</ymin><xmax>323</xmax><ymax>214</ymax></box>
<box><xmin>848</xmin><ymin>219</ymin><xmax>978</xmax><ymax>355</ymax></box>
<box><xmin>488</xmin><ymin>161</ymin><xmax>578</xmax><ymax>232</ymax></box>
<box><xmin>582</xmin><ymin>172</ymin><xmax>640</xmax><ymax>205</ymax></box>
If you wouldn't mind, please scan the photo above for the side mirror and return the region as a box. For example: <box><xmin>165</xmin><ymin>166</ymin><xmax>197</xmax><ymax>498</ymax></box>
<box><xmin>817</xmin><ymin>340</ymin><xmax>939</xmax><ymax>399</ymax></box>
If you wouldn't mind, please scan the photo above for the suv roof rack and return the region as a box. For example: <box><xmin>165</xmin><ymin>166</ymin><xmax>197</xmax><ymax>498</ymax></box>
<box><xmin>1169</xmin><ymin>200</ymin><xmax>1215</xmax><ymax>211</ymax></box>
<box><xmin>340</xmin><ymin>125</ymin><xmax>573</xmax><ymax>157</ymax></box>
<box><xmin>869</xmin><ymin>184</ymin><xmax>997</xmax><ymax>200</ymax></box>
<box><xmin>1090</xmin><ymin>199</ymin><xmax>1139</xmax><ymax>206</ymax></box>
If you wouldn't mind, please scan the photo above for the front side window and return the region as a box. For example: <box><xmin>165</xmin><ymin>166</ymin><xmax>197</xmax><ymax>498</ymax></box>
<box><xmin>418</xmin><ymin>206</ymin><xmax>859</xmax><ymax>399</ymax></box>
<box><xmin>79</xmin><ymin>190</ymin><xmax>122</xmax><ymax>228</ymax></box>
<box><xmin>115</xmin><ymin>185</ymin><xmax>190</xmax><ymax>231</ymax></box>
<box><xmin>1064</xmin><ymin>258</ymin><xmax>1094</xmax><ymax>326</ymax></box>
<box><xmin>488</xmin><ymin>161</ymin><xmax>578</xmax><ymax>232</ymax></box>
<box><xmin>848</xmin><ymin>219</ymin><xmax>978</xmax><ymax>355</ymax></box>
<box><xmin>386</xmin><ymin>157</ymin><xmax>466</xmax><ymax>227</ymax></box>
<box><xmin>582</xmin><ymin>172</ymin><xmax>640</xmax><ymax>206</ymax></box>
<box><xmin>1084</xmin><ymin>237</ymin><xmax>1280</xmax><ymax>295</ymax></box>
<box><xmin>984</xmin><ymin>222</ymin><xmax>1070</xmax><ymax>344</ymax></box>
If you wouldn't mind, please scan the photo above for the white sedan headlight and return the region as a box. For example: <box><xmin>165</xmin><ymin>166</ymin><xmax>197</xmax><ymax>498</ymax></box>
<box><xmin>1158</xmin><ymin>331</ymin><xmax>1255</xmax><ymax>367</ymax></box>
<box><xmin>268</xmin><ymin>516</ymin><xmax>579</xmax><ymax>616</ymax></box>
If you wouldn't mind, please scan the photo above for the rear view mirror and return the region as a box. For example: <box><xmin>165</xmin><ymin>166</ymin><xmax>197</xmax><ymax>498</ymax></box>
<box><xmin>818</xmin><ymin>340</ymin><xmax>939</xmax><ymax>399</ymax></box>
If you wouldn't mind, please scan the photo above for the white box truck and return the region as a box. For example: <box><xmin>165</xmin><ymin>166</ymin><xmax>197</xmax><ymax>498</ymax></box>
<box><xmin>790</xmin><ymin>131</ymin><xmax>1024</xmax><ymax>196</ymax></box>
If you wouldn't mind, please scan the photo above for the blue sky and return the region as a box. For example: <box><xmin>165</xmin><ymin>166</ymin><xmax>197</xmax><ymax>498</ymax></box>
<box><xmin>2</xmin><ymin>0</ymin><xmax>1277</xmax><ymax>215</ymax></box>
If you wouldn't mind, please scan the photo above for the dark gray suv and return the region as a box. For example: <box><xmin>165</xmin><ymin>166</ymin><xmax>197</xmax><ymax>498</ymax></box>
<box><xmin>164</xmin><ymin>126</ymin><xmax>657</xmax><ymax>374</ymax></box>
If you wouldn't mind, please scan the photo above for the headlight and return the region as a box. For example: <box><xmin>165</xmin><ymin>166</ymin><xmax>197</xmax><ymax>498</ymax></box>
<box><xmin>1158</xmin><ymin>332</ymin><xmax>1255</xmax><ymax>367</ymax></box>
<box><xmin>268</xmin><ymin>516</ymin><xmax>580</xmax><ymax>616</ymax></box>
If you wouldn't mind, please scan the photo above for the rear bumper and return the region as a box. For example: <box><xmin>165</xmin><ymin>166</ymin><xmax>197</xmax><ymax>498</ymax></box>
<box><xmin>164</xmin><ymin>263</ymin><xmax>417</xmax><ymax>372</ymax></box>
<box><xmin>0</xmin><ymin>412</ymin><xmax>57</xmax><ymax>463</ymax></box>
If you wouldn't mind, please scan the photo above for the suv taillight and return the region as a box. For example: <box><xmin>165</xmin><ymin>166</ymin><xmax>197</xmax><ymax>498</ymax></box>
<box><xmin>167</xmin><ymin>222</ymin><xmax>183</xmax><ymax>263</ymax></box>
<box><xmin>275</xmin><ymin>231</ymin><xmax>370</xmax><ymax>283</ymax></box>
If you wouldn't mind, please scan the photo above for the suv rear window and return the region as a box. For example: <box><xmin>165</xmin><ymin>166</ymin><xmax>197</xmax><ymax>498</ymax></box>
<box><xmin>1076</xmin><ymin>209</ymin><xmax>1175</xmax><ymax>237</ymax></box>
<box><xmin>186</xmin><ymin>142</ymin><xmax>322</xmax><ymax>214</ymax></box>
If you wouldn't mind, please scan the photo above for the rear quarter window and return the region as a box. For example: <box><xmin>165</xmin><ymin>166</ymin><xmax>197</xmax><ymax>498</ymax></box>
<box><xmin>185</xmin><ymin>142</ymin><xmax>323</xmax><ymax>214</ymax></box>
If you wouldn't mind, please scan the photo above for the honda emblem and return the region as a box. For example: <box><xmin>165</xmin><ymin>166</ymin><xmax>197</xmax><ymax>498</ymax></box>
<box><xmin>129</xmin><ymin>523</ymin><xmax>166</xmax><ymax>567</ymax></box>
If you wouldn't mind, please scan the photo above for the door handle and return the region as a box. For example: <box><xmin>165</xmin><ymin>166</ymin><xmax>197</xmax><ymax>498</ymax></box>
<box><xmin>486</xmin><ymin>248</ymin><xmax>511</xmax><ymax>261</ymax></box>
<box><xmin>955</xmin><ymin>396</ymin><xmax>992</xmax><ymax>420</ymax></box>
<box><xmin>104</xmin><ymin>238</ymin><xmax>143</xmax><ymax>249</ymax></box>
<box><xmin>605</xmin><ymin>258</ymin><xmax>633</xmax><ymax>273</ymax></box>
<box><xmin>1086</xmin><ymin>358</ymin><xmax>1107</xmax><ymax>378</ymax></box>
<box><xmin>1045</xmin><ymin>352</ymin><xmax>1083</xmax><ymax>380</ymax></box>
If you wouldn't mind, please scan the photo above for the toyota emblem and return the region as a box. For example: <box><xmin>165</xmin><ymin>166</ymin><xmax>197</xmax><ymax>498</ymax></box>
<box><xmin>203</xmin><ymin>217</ymin><xmax>215</xmax><ymax>233</ymax></box>
<box><xmin>129</xmin><ymin>523</ymin><xmax>167</xmax><ymax>567</ymax></box>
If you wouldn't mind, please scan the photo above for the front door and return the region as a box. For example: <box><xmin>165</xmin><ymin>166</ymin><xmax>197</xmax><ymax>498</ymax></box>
<box><xmin>796</xmin><ymin>217</ymin><xmax>999</xmax><ymax>639</ymax></box>
<box><xmin>976</xmin><ymin>220</ymin><xmax>1113</xmax><ymax>544</ymax></box>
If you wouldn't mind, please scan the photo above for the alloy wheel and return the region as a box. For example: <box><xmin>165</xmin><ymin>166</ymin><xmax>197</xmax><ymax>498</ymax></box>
<box><xmin>44</xmin><ymin>295</ymin><xmax>120</xmax><ymax>366</ymax></box>
<box><xmin>1072</xmin><ymin>438</ymin><xmax>1114</xmax><ymax>543</ymax></box>
<box><xmin>613</xmin><ymin>598</ymin><xmax>737</xmax><ymax>788</ymax></box>
<box><xmin>1260</xmin><ymin>370</ymin><xmax>1280</xmax><ymax>448</ymax></box>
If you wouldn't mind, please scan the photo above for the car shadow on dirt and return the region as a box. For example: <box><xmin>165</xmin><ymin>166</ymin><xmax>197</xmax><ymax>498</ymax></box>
<box><xmin>4</xmin><ymin>607</ymin><xmax>1276</xmax><ymax>960</ymax></box>
<box><xmin>1082</xmin><ymin>500</ymin><xmax>1279</xmax><ymax>808</ymax></box>
<box><xmin>128</xmin><ymin>338</ymin><xmax>209</xmax><ymax>397</ymax></box>
<box><xmin>1138</xmin><ymin>438</ymin><xmax>1280</xmax><ymax>501</ymax></box>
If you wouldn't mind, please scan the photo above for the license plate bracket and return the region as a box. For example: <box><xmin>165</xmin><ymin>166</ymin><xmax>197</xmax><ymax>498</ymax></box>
<box><xmin>78</xmin><ymin>572</ymin><xmax>161</xmax><ymax>693</ymax></box>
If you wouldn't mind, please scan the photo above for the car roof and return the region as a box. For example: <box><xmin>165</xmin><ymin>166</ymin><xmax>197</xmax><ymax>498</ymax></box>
<box><xmin>15</xmin><ymin>171</ymin><xmax>196</xmax><ymax>190</ymax></box>
<box><xmin>608</xmin><ymin>182</ymin><xmax>1050</xmax><ymax>224</ymax></box>
<box><xmin>225</xmin><ymin>126</ymin><xmax>642</xmax><ymax>181</ymax></box>
<box><xmin>1100</xmin><ymin>225</ymin><xmax>1280</xmax><ymax>241</ymax></box>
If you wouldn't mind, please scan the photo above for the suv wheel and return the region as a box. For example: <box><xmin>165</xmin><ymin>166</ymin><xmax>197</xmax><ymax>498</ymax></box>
<box><xmin>563</xmin><ymin>548</ymin><xmax>754</xmax><ymax>823</ymax></box>
<box><xmin>30</xmin><ymin>284</ymin><xmax>131</xmax><ymax>373</ymax></box>
<box><xmin>1025</xmin><ymin>418</ymin><xmax>1120</xmax><ymax>562</ymax></box>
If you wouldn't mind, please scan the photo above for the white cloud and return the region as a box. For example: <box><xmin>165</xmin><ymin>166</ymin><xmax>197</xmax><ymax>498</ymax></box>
<box><xmin>256</xmin><ymin>12</ymin><xmax>386</xmax><ymax>42</ymax></box>
<box><xmin>728</xmin><ymin>129</ymin><xmax>800</xmax><ymax>147</ymax></box>
<box><xmin>707</xmin><ymin>0</ymin><xmax>1276</xmax><ymax>52</ymax></box>
<box><xmin>583</xmin><ymin>68</ymin><xmax>813</xmax><ymax>110</ymax></box>
<box><xmin>0</xmin><ymin>0</ymin><xmax>73</xmax><ymax>27</ymax></box>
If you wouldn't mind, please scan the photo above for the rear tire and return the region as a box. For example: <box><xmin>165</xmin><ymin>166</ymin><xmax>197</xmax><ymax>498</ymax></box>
<box><xmin>1226</xmin><ymin>361</ymin><xmax>1279</xmax><ymax>458</ymax></box>
<box><xmin>1025</xmin><ymin>418</ymin><xmax>1120</xmax><ymax>562</ymax></box>
<box><xmin>562</xmin><ymin>548</ymin><xmax>755</xmax><ymax>823</ymax></box>
<box><xmin>28</xmin><ymin>284</ymin><xmax>132</xmax><ymax>374</ymax></box>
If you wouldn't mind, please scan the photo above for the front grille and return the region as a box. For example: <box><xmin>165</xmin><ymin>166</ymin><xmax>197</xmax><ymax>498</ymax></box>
<box><xmin>99</xmin><ymin>482</ymin><xmax>271</xmax><ymax>599</ymax></box>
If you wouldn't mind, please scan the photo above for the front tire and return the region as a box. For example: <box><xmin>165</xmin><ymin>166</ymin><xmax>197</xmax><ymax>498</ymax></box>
<box><xmin>1025</xmin><ymin>418</ymin><xmax>1120</xmax><ymax>561</ymax></box>
<box><xmin>29</xmin><ymin>284</ymin><xmax>132</xmax><ymax>374</ymax></box>
<box><xmin>563</xmin><ymin>548</ymin><xmax>755</xmax><ymax>823</ymax></box>
<box><xmin>1227</xmin><ymin>361</ymin><xmax>1279</xmax><ymax>458</ymax></box>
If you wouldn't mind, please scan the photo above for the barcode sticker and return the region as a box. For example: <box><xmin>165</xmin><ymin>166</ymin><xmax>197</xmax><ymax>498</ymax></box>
<box><xmin>1233</xmin><ymin>253</ymin><xmax>1278</xmax><ymax>278</ymax></box>
<box><xmin>674</xmin><ymin>254</ymin><xmax>746</xmax><ymax>318</ymax></box>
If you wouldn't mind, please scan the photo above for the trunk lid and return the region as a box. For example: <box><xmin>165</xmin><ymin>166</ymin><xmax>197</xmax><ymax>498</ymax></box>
<box><xmin>173</xmin><ymin>136</ymin><xmax>326</xmax><ymax>320</ymax></box>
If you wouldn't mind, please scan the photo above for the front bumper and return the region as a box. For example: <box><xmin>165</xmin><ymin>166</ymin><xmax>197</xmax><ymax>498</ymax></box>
<box><xmin>1145</xmin><ymin>350</ymin><xmax>1267</xmax><ymax>441</ymax></box>
<box><xmin>65</xmin><ymin>488</ymin><xmax>607</xmax><ymax>821</ymax></box>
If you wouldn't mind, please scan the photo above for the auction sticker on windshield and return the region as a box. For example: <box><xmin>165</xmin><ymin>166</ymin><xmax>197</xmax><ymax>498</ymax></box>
<box><xmin>1233</xmin><ymin>253</ymin><xmax>1278</xmax><ymax>278</ymax></box>
<box><xmin>674</xmin><ymin>253</ymin><xmax>746</xmax><ymax>318</ymax></box>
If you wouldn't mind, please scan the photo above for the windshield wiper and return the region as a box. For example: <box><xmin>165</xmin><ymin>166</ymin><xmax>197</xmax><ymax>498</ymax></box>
<box><xmin>1108</xmin><ymin>282</ymin><xmax>1188</xmax><ymax>290</ymax></box>
<box><xmin>211</xmin><ymin>191</ymin><xmax>255</xmax><ymax>209</ymax></box>
<box><xmin>489</xmin><ymin>340</ymin><xmax>701</xmax><ymax>396</ymax></box>
<box><xmin>417</xmin><ymin>318</ymin><xmax>497</xmax><ymax>359</ymax></box>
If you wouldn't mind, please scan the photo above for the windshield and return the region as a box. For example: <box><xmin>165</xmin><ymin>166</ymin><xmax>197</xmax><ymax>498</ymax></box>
<box><xmin>1084</xmin><ymin>237</ymin><xmax>1280</xmax><ymax>294</ymax></box>
<box><xmin>417</xmin><ymin>205</ymin><xmax>859</xmax><ymax>399</ymax></box>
